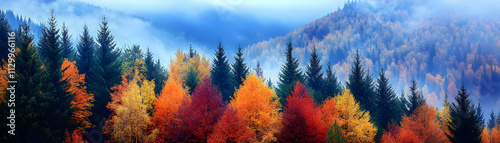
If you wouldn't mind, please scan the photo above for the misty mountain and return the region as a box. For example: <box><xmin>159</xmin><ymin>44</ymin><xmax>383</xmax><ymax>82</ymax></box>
<box><xmin>4</xmin><ymin>10</ymin><xmax>44</xmax><ymax>42</ymax></box>
<box><xmin>244</xmin><ymin>0</ymin><xmax>500</xmax><ymax>115</ymax></box>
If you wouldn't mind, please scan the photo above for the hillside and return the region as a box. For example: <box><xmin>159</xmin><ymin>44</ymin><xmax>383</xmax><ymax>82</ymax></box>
<box><xmin>244</xmin><ymin>0</ymin><xmax>500</xmax><ymax>111</ymax></box>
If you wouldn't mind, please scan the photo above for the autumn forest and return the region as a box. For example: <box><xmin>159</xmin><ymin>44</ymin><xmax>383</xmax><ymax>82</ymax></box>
<box><xmin>1</xmin><ymin>0</ymin><xmax>500</xmax><ymax>143</ymax></box>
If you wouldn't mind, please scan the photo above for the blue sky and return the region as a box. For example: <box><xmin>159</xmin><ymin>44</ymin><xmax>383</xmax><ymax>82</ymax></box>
<box><xmin>0</xmin><ymin>0</ymin><xmax>346</xmax><ymax>65</ymax></box>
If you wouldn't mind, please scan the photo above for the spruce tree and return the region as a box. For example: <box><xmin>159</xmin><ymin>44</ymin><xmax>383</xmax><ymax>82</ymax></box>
<box><xmin>185</xmin><ymin>66</ymin><xmax>198</xmax><ymax>94</ymax></box>
<box><xmin>375</xmin><ymin>68</ymin><xmax>402</xmax><ymax>132</ymax></box>
<box><xmin>76</xmin><ymin>24</ymin><xmax>95</xmax><ymax>75</ymax></box>
<box><xmin>231</xmin><ymin>46</ymin><xmax>249</xmax><ymax>88</ymax></box>
<box><xmin>447</xmin><ymin>84</ymin><xmax>483</xmax><ymax>143</ymax></box>
<box><xmin>346</xmin><ymin>48</ymin><xmax>374</xmax><ymax>112</ymax></box>
<box><xmin>405</xmin><ymin>78</ymin><xmax>425</xmax><ymax>115</ymax></box>
<box><xmin>305</xmin><ymin>45</ymin><xmax>323</xmax><ymax>102</ymax></box>
<box><xmin>276</xmin><ymin>41</ymin><xmax>303</xmax><ymax>105</ymax></box>
<box><xmin>477</xmin><ymin>103</ymin><xmax>485</xmax><ymax>127</ymax></box>
<box><xmin>0</xmin><ymin>10</ymin><xmax>11</xmax><ymax>62</ymax></box>
<box><xmin>88</xmin><ymin>17</ymin><xmax>122</xmax><ymax>124</ymax></box>
<box><xmin>37</xmin><ymin>12</ymin><xmax>73</xmax><ymax>142</ymax></box>
<box><xmin>399</xmin><ymin>89</ymin><xmax>409</xmax><ymax>115</ymax></box>
<box><xmin>144</xmin><ymin>48</ymin><xmax>165</xmax><ymax>94</ymax></box>
<box><xmin>60</xmin><ymin>22</ymin><xmax>74</xmax><ymax>60</ymax></box>
<box><xmin>8</xmin><ymin>22</ymin><xmax>57</xmax><ymax>142</ymax></box>
<box><xmin>322</xmin><ymin>62</ymin><xmax>342</xmax><ymax>100</ymax></box>
<box><xmin>210</xmin><ymin>42</ymin><xmax>234</xmax><ymax>101</ymax></box>
<box><xmin>254</xmin><ymin>61</ymin><xmax>263</xmax><ymax>78</ymax></box>
<box><xmin>154</xmin><ymin>59</ymin><xmax>167</xmax><ymax>94</ymax></box>
<box><xmin>488</xmin><ymin>111</ymin><xmax>496</xmax><ymax>129</ymax></box>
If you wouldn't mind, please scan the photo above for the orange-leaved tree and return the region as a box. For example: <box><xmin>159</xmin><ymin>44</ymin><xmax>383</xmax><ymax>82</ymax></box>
<box><xmin>208</xmin><ymin>107</ymin><xmax>256</xmax><ymax>143</ymax></box>
<box><xmin>60</xmin><ymin>59</ymin><xmax>95</xmax><ymax>142</ymax></box>
<box><xmin>279</xmin><ymin>82</ymin><xmax>327</xmax><ymax>142</ymax></box>
<box><xmin>380</xmin><ymin>122</ymin><xmax>424</xmax><ymax>143</ymax></box>
<box><xmin>152</xmin><ymin>76</ymin><xmax>189</xmax><ymax>142</ymax></box>
<box><xmin>319</xmin><ymin>95</ymin><xmax>341</xmax><ymax>131</ymax></box>
<box><xmin>334</xmin><ymin>89</ymin><xmax>377</xmax><ymax>142</ymax></box>
<box><xmin>489</xmin><ymin>124</ymin><xmax>500</xmax><ymax>143</ymax></box>
<box><xmin>230</xmin><ymin>73</ymin><xmax>282</xmax><ymax>143</ymax></box>
<box><xmin>382</xmin><ymin>103</ymin><xmax>449</xmax><ymax>143</ymax></box>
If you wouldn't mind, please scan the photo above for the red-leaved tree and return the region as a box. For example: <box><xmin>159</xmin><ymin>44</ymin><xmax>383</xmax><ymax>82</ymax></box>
<box><xmin>279</xmin><ymin>82</ymin><xmax>327</xmax><ymax>142</ymax></box>
<box><xmin>175</xmin><ymin>77</ymin><xmax>226</xmax><ymax>142</ymax></box>
<box><xmin>208</xmin><ymin>107</ymin><xmax>256</xmax><ymax>143</ymax></box>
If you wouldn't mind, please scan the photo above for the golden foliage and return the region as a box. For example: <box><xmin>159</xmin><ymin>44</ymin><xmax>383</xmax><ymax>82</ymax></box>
<box><xmin>334</xmin><ymin>89</ymin><xmax>377</xmax><ymax>143</ymax></box>
<box><xmin>230</xmin><ymin>73</ymin><xmax>282</xmax><ymax>143</ymax></box>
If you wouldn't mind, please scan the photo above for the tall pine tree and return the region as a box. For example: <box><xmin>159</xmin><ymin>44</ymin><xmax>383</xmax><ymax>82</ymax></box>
<box><xmin>60</xmin><ymin>22</ymin><xmax>74</xmax><ymax>60</ymax></box>
<box><xmin>346</xmin><ymin>48</ymin><xmax>374</xmax><ymax>112</ymax></box>
<box><xmin>276</xmin><ymin>41</ymin><xmax>303</xmax><ymax>105</ymax></box>
<box><xmin>76</xmin><ymin>24</ymin><xmax>95</xmax><ymax>75</ymax></box>
<box><xmin>7</xmin><ymin>22</ymin><xmax>58</xmax><ymax>142</ymax></box>
<box><xmin>447</xmin><ymin>84</ymin><xmax>483</xmax><ymax>143</ymax></box>
<box><xmin>305</xmin><ymin>45</ymin><xmax>324</xmax><ymax>102</ymax></box>
<box><xmin>185</xmin><ymin>66</ymin><xmax>198</xmax><ymax>94</ymax></box>
<box><xmin>210</xmin><ymin>42</ymin><xmax>234</xmax><ymax>101</ymax></box>
<box><xmin>488</xmin><ymin>111</ymin><xmax>496</xmax><ymax>129</ymax></box>
<box><xmin>0</xmin><ymin>10</ymin><xmax>11</xmax><ymax>62</ymax></box>
<box><xmin>322</xmin><ymin>62</ymin><xmax>342</xmax><ymax>100</ymax></box>
<box><xmin>144</xmin><ymin>48</ymin><xmax>166</xmax><ymax>94</ymax></box>
<box><xmin>37</xmin><ymin>12</ymin><xmax>73</xmax><ymax>142</ymax></box>
<box><xmin>405</xmin><ymin>78</ymin><xmax>425</xmax><ymax>115</ymax></box>
<box><xmin>231</xmin><ymin>46</ymin><xmax>249</xmax><ymax>88</ymax></box>
<box><xmin>88</xmin><ymin>17</ymin><xmax>122</xmax><ymax>124</ymax></box>
<box><xmin>375</xmin><ymin>68</ymin><xmax>402</xmax><ymax>132</ymax></box>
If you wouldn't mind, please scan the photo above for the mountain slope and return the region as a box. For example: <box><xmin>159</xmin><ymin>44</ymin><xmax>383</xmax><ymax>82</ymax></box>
<box><xmin>244</xmin><ymin>0</ymin><xmax>500</xmax><ymax>113</ymax></box>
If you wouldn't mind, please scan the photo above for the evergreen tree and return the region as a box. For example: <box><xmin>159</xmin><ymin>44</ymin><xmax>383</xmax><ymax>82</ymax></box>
<box><xmin>346</xmin><ymin>48</ymin><xmax>374</xmax><ymax>112</ymax></box>
<box><xmin>7</xmin><ymin>22</ymin><xmax>58</xmax><ymax>142</ymax></box>
<box><xmin>447</xmin><ymin>84</ymin><xmax>483</xmax><ymax>143</ymax></box>
<box><xmin>488</xmin><ymin>111</ymin><xmax>496</xmax><ymax>129</ymax></box>
<box><xmin>76</xmin><ymin>24</ymin><xmax>95</xmax><ymax>75</ymax></box>
<box><xmin>88</xmin><ymin>17</ymin><xmax>122</xmax><ymax>124</ymax></box>
<box><xmin>210</xmin><ymin>42</ymin><xmax>234</xmax><ymax>101</ymax></box>
<box><xmin>231</xmin><ymin>46</ymin><xmax>249</xmax><ymax>88</ymax></box>
<box><xmin>477</xmin><ymin>103</ymin><xmax>485</xmax><ymax>127</ymax></box>
<box><xmin>188</xmin><ymin>44</ymin><xmax>197</xmax><ymax>58</ymax></box>
<box><xmin>60</xmin><ymin>22</ymin><xmax>74</xmax><ymax>60</ymax></box>
<box><xmin>322</xmin><ymin>62</ymin><xmax>342</xmax><ymax>100</ymax></box>
<box><xmin>305</xmin><ymin>45</ymin><xmax>324</xmax><ymax>102</ymax></box>
<box><xmin>326</xmin><ymin>120</ymin><xmax>347</xmax><ymax>143</ymax></box>
<box><xmin>0</xmin><ymin>10</ymin><xmax>11</xmax><ymax>62</ymax></box>
<box><xmin>375</xmin><ymin>68</ymin><xmax>402</xmax><ymax>133</ymax></box>
<box><xmin>144</xmin><ymin>48</ymin><xmax>166</xmax><ymax>94</ymax></box>
<box><xmin>405</xmin><ymin>78</ymin><xmax>425</xmax><ymax>115</ymax></box>
<box><xmin>399</xmin><ymin>89</ymin><xmax>409</xmax><ymax>115</ymax></box>
<box><xmin>37</xmin><ymin>12</ymin><xmax>73</xmax><ymax>142</ymax></box>
<box><xmin>254</xmin><ymin>61</ymin><xmax>264</xmax><ymax>79</ymax></box>
<box><xmin>185</xmin><ymin>66</ymin><xmax>198</xmax><ymax>94</ymax></box>
<box><xmin>276</xmin><ymin>41</ymin><xmax>303</xmax><ymax>105</ymax></box>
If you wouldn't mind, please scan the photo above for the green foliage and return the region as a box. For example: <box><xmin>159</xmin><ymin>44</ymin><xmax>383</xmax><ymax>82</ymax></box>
<box><xmin>276</xmin><ymin>41</ymin><xmax>303</xmax><ymax>105</ymax></box>
<box><xmin>231</xmin><ymin>46</ymin><xmax>249</xmax><ymax>88</ymax></box>
<box><xmin>375</xmin><ymin>68</ymin><xmax>402</xmax><ymax>138</ymax></box>
<box><xmin>447</xmin><ymin>84</ymin><xmax>483</xmax><ymax>143</ymax></box>
<box><xmin>322</xmin><ymin>62</ymin><xmax>342</xmax><ymax>100</ymax></box>
<box><xmin>185</xmin><ymin>66</ymin><xmax>198</xmax><ymax>94</ymax></box>
<box><xmin>88</xmin><ymin>17</ymin><xmax>122</xmax><ymax>125</ymax></box>
<box><xmin>37</xmin><ymin>11</ymin><xmax>73</xmax><ymax>142</ymax></box>
<box><xmin>346</xmin><ymin>48</ymin><xmax>375</xmax><ymax>113</ymax></box>
<box><xmin>210</xmin><ymin>42</ymin><xmax>234</xmax><ymax>101</ymax></box>
<box><xmin>0</xmin><ymin>10</ymin><xmax>11</xmax><ymax>61</ymax></box>
<box><xmin>326</xmin><ymin>120</ymin><xmax>347</xmax><ymax>143</ymax></box>
<box><xmin>405</xmin><ymin>78</ymin><xmax>425</xmax><ymax>115</ymax></box>
<box><xmin>144</xmin><ymin>48</ymin><xmax>167</xmax><ymax>94</ymax></box>
<box><xmin>76</xmin><ymin>24</ymin><xmax>95</xmax><ymax>75</ymax></box>
<box><xmin>305</xmin><ymin>46</ymin><xmax>323</xmax><ymax>103</ymax></box>
<box><xmin>60</xmin><ymin>22</ymin><xmax>74</xmax><ymax>60</ymax></box>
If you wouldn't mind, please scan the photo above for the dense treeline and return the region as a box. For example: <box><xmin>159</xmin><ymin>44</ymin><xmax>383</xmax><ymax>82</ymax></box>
<box><xmin>1</xmin><ymin>7</ymin><xmax>500</xmax><ymax>143</ymax></box>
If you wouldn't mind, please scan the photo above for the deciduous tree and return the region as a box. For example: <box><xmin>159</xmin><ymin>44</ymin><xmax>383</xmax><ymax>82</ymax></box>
<box><xmin>208</xmin><ymin>107</ymin><xmax>256</xmax><ymax>143</ymax></box>
<box><xmin>279</xmin><ymin>82</ymin><xmax>327</xmax><ymax>142</ymax></box>
<box><xmin>231</xmin><ymin>73</ymin><xmax>282</xmax><ymax>143</ymax></box>
<box><xmin>334</xmin><ymin>89</ymin><xmax>377</xmax><ymax>142</ymax></box>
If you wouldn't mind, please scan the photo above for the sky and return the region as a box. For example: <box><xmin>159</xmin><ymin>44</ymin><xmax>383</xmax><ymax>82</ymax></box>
<box><xmin>0</xmin><ymin>0</ymin><xmax>346</xmax><ymax>66</ymax></box>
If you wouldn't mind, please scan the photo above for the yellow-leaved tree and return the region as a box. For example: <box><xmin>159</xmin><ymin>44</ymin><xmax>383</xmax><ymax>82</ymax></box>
<box><xmin>230</xmin><ymin>73</ymin><xmax>282</xmax><ymax>143</ymax></box>
<box><xmin>334</xmin><ymin>89</ymin><xmax>377</xmax><ymax>142</ymax></box>
<box><xmin>438</xmin><ymin>94</ymin><xmax>452</xmax><ymax>138</ymax></box>
<box><xmin>168</xmin><ymin>49</ymin><xmax>210</xmax><ymax>86</ymax></box>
